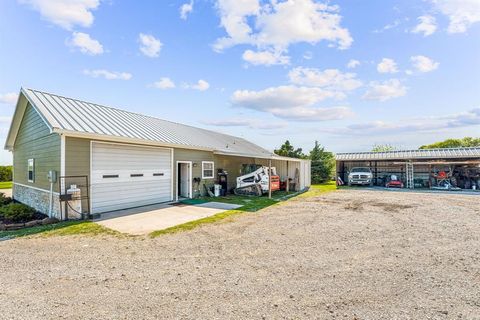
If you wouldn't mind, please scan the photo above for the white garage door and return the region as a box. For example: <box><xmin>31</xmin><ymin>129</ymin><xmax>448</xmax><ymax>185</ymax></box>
<box><xmin>91</xmin><ymin>142</ymin><xmax>172</xmax><ymax>214</ymax></box>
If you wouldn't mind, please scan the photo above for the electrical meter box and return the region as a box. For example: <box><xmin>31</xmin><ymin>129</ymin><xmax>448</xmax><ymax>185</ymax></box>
<box><xmin>47</xmin><ymin>170</ymin><xmax>57</xmax><ymax>183</ymax></box>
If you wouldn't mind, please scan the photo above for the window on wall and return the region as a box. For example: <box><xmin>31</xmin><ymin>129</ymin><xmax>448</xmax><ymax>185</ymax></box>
<box><xmin>202</xmin><ymin>161</ymin><xmax>214</xmax><ymax>179</ymax></box>
<box><xmin>28</xmin><ymin>159</ymin><xmax>35</xmax><ymax>182</ymax></box>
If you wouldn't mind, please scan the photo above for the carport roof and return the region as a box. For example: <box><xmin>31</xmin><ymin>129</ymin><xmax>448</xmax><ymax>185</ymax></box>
<box><xmin>5</xmin><ymin>88</ymin><xmax>302</xmax><ymax>161</ymax></box>
<box><xmin>336</xmin><ymin>147</ymin><xmax>480</xmax><ymax>161</ymax></box>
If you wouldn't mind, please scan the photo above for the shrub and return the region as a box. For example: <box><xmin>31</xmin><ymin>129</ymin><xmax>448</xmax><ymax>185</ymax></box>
<box><xmin>0</xmin><ymin>192</ymin><xmax>12</xmax><ymax>206</ymax></box>
<box><xmin>0</xmin><ymin>166</ymin><xmax>12</xmax><ymax>182</ymax></box>
<box><xmin>0</xmin><ymin>203</ymin><xmax>36</xmax><ymax>222</ymax></box>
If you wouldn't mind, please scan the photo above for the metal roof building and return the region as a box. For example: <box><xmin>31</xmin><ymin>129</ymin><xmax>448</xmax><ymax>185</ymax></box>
<box><xmin>336</xmin><ymin>147</ymin><xmax>480</xmax><ymax>190</ymax></box>
<box><xmin>336</xmin><ymin>148</ymin><xmax>480</xmax><ymax>161</ymax></box>
<box><xmin>5</xmin><ymin>87</ymin><xmax>311</xmax><ymax>217</ymax></box>
<box><xmin>5</xmin><ymin>88</ymin><xmax>290</xmax><ymax>160</ymax></box>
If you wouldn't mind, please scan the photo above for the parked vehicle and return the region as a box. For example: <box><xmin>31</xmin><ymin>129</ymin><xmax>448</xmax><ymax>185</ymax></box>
<box><xmin>385</xmin><ymin>174</ymin><xmax>404</xmax><ymax>188</ymax></box>
<box><xmin>234</xmin><ymin>165</ymin><xmax>280</xmax><ymax>196</ymax></box>
<box><xmin>348</xmin><ymin>167</ymin><xmax>373</xmax><ymax>186</ymax></box>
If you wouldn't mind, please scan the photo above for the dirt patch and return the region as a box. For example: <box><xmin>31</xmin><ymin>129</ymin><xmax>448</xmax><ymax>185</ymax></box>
<box><xmin>0</xmin><ymin>190</ymin><xmax>479</xmax><ymax>319</ymax></box>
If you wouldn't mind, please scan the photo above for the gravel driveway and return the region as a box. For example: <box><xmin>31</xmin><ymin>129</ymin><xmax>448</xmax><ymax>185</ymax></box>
<box><xmin>1</xmin><ymin>190</ymin><xmax>479</xmax><ymax>319</ymax></box>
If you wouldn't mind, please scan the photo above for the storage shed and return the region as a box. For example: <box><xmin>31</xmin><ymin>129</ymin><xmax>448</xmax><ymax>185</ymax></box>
<box><xmin>4</xmin><ymin>88</ymin><xmax>311</xmax><ymax>217</ymax></box>
<box><xmin>336</xmin><ymin>148</ymin><xmax>480</xmax><ymax>190</ymax></box>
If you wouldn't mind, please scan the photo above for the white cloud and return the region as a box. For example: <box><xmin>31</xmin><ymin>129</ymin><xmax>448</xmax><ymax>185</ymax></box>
<box><xmin>288</xmin><ymin>67</ymin><xmax>362</xmax><ymax>93</ymax></box>
<box><xmin>185</xmin><ymin>79</ymin><xmax>210</xmax><ymax>91</ymax></box>
<box><xmin>377</xmin><ymin>58</ymin><xmax>398</xmax><ymax>74</ymax></box>
<box><xmin>373</xmin><ymin>19</ymin><xmax>401</xmax><ymax>33</ymax></box>
<box><xmin>180</xmin><ymin>1</ymin><xmax>194</xmax><ymax>20</ymax></box>
<box><xmin>138</xmin><ymin>33</ymin><xmax>162</xmax><ymax>58</ymax></box>
<box><xmin>347</xmin><ymin>59</ymin><xmax>360</xmax><ymax>69</ymax></box>
<box><xmin>83</xmin><ymin>69</ymin><xmax>132</xmax><ymax>80</ymax></box>
<box><xmin>202</xmin><ymin>118</ymin><xmax>288</xmax><ymax>130</ymax></box>
<box><xmin>411</xmin><ymin>55</ymin><xmax>439</xmax><ymax>73</ymax></box>
<box><xmin>231</xmin><ymin>85</ymin><xmax>353</xmax><ymax>121</ymax></box>
<box><xmin>242</xmin><ymin>49</ymin><xmax>290</xmax><ymax>66</ymax></box>
<box><xmin>412</xmin><ymin>15</ymin><xmax>437</xmax><ymax>36</ymax></box>
<box><xmin>269</xmin><ymin>106</ymin><xmax>354</xmax><ymax>121</ymax></box>
<box><xmin>68</xmin><ymin>32</ymin><xmax>103</xmax><ymax>55</ymax></box>
<box><xmin>430</xmin><ymin>0</ymin><xmax>480</xmax><ymax>33</ymax></box>
<box><xmin>303</xmin><ymin>51</ymin><xmax>313</xmax><ymax>60</ymax></box>
<box><xmin>362</xmin><ymin>79</ymin><xmax>407</xmax><ymax>102</ymax></box>
<box><xmin>19</xmin><ymin>0</ymin><xmax>100</xmax><ymax>30</ymax></box>
<box><xmin>344</xmin><ymin>108</ymin><xmax>480</xmax><ymax>135</ymax></box>
<box><xmin>214</xmin><ymin>0</ymin><xmax>352</xmax><ymax>65</ymax></box>
<box><xmin>0</xmin><ymin>116</ymin><xmax>12</xmax><ymax>124</ymax></box>
<box><xmin>0</xmin><ymin>92</ymin><xmax>18</xmax><ymax>105</ymax></box>
<box><xmin>152</xmin><ymin>77</ymin><xmax>176</xmax><ymax>90</ymax></box>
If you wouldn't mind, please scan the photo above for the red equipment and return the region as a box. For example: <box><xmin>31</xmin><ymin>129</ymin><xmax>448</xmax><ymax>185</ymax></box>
<box><xmin>270</xmin><ymin>175</ymin><xmax>280</xmax><ymax>191</ymax></box>
<box><xmin>385</xmin><ymin>175</ymin><xmax>404</xmax><ymax>188</ymax></box>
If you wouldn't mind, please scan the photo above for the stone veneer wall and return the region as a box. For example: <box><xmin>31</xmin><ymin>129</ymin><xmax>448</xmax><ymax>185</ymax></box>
<box><xmin>13</xmin><ymin>184</ymin><xmax>61</xmax><ymax>218</ymax></box>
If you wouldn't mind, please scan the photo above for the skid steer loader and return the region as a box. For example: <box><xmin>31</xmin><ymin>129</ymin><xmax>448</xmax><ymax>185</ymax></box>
<box><xmin>234</xmin><ymin>165</ymin><xmax>280</xmax><ymax>196</ymax></box>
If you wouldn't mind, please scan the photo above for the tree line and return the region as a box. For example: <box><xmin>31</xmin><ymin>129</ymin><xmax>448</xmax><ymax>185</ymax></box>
<box><xmin>274</xmin><ymin>140</ymin><xmax>335</xmax><ymax>184</ymax></box>
<box><xmin>372</xmin><ymin>137</ymin><xmax>480</xmax><ymax>152</ymax></box>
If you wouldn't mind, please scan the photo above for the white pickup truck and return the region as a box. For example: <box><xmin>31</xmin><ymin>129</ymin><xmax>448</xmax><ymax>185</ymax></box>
<box><xmin>348</xmin><ymin>167</ymin><xmax>373</xmax><ymax>186</ymax></box>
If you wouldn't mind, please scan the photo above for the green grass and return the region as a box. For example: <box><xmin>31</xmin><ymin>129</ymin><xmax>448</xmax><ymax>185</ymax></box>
<box><xmin>150</xmin><ymin>182</ymin><xmax>337</xmax><ymax>237</ymax></box>
<box><xmin>0</xmin><ymin>181</ymin><xmax>12</xmax><ymax>189</ymax></box>
<box><xmin>0</xmin><ymin>221</ymin><xmax>123</xmax><ymax>239</ymax></box>
<box><xmin>295</xmin><ymin>181</ymin><xmax>337</xmax><ymax>198</ymax></box>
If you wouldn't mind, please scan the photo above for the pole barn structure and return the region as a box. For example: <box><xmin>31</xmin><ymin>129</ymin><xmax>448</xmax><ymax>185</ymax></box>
<box><xmin>336</xmin><ymin>147</ymin><xmax>480</xmax><ymax>190</ymax></box>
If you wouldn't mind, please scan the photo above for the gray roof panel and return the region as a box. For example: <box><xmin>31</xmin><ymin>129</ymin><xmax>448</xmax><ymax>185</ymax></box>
<box><xmin>336</xmin><ymin>147</ymin><xmax>480</xmax><ymax>161</ymax></box>
<box><xmin>21</xmin><ymin>88</ymin><xmax>274</xmax><ymax>157</ymax></box>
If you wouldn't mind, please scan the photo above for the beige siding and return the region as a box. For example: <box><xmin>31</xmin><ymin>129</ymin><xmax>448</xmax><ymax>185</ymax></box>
<box><xmin>65</xmin><ymin>137</ymin><xmax>90</xmax><ymax>177</ymax></box>
<box><xmin>64</xmin><ymin>137</ymin><xmax>91</xmax><ymax>211</ymax></box>
<box><xmin>13</xmin><ymin>103</ymin><xmax>60</xmax><ymax>192</ymax></box>
<box><xmin>174</xmin><ymin>148</ymin><xmax>216</xmax><ymax>197</ymax></box>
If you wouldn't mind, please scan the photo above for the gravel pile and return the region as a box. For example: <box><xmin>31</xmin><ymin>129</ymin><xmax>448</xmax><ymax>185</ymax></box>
<box><xmin>0</xmin><ymin>190</ymin><xmax>479</xmax><ymax>319</ymax></box>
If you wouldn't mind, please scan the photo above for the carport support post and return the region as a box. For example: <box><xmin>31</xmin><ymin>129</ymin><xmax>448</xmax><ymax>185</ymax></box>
<box><xmin>268</xmin><ymin>159</ymin><xmax>272</xmax><ymax>199</ymax></box>
<box><xmin>286</xmin><ymin>161</ymin><xmax>290</xmax><ymax>193</ymax></box>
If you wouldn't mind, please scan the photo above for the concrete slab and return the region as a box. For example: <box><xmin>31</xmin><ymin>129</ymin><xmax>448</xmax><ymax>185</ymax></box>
<box><xmin>194</xmin><ymin>202</ymin><xmax>242</xmax><ymax>210</ymax></box>
<box><xmin>95</xmin><ymin>202</ymin><xmax>242</xmax><ymax>235</ymax></box>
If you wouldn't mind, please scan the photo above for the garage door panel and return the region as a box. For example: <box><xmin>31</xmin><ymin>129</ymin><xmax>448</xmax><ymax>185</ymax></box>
<box><xmin>92</xmin><ymin>170</ymin><xmax>171</xmax><ymax>184</ymax></box>
<box><xmin>93</xmin><ymin>182</ymin><xmax>171</xmax><ymax>195</ymax></box>
<box><xmin>91</xmin><ymin>142</ymin><xmax>172</xmax><ymax>214</ymax></box>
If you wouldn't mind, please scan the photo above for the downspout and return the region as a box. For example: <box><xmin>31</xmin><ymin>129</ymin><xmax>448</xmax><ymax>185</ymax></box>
<box><xmin>48</xmin><ymin>181</ymin><xmax>53</xmax><ymax>217</ymax></box>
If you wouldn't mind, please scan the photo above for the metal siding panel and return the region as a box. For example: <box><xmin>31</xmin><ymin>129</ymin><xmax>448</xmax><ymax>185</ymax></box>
<box><xmin>13</xmin><ymin>104</ymin><xmax>61</xmax><ymax>192</ymax></box>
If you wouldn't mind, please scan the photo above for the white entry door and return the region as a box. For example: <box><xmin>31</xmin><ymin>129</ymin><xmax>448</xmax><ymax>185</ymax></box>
<box><xmin>91</xmin><ymin>142</ymin><xmax>172</xmax><ymax>214</ymax></box>
<box><xmin>178</xmin><ymin>162</ymin><xmax>191</xmax><ymax>198</ymax></box>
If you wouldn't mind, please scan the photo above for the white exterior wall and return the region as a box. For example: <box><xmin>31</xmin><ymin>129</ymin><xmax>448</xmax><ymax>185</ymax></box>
<box><xmin>270</xmin><ymin>159</ymin><xmax>311</xmax><ymax>190</ymax></box>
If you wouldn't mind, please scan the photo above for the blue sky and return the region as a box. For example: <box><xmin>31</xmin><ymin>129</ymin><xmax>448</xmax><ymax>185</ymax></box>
<box><xmin>1</xmin><ymin>0</ymin><xmax>479</xmax><ymax>165</ymax></box>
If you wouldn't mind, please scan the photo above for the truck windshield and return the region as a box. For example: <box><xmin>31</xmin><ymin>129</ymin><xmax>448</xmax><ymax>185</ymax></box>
<box><xmin>351</xmin><ymin>168</ymin><xmax>370</xmax><ymax>173</ymax></box>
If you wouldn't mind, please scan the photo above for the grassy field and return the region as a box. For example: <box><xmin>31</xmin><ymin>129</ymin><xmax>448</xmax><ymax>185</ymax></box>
<box><xmin>0</xmin><ymin>181</ymin><xmax>12</xmax><ymax>189</ymax></box>
<box><xmin>150</xmin><ymin>182</ymin><xmax>337</xmax><ymax>237</ymax></box>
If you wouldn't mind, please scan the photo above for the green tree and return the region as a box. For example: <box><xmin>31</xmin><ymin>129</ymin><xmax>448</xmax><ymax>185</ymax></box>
<box><xmin>309</xmin><ymin>141</ymin><xmax>335</xmax><ymax>183</ymax></box>
<box><xmin>419</xmin><ymin>137</ymin><xmax>480</xmax><ymax>149</ymax></box>
<box><xmin>0</xmin><ymin>166</ymin><xmax>12</xmax><ymax>182</ymax></box>
<box><xmin>274</xmin><ymin>140</ymin><xmax>305</xmax><ymax>158</ymax></box>
<box><xmin>371</xmin><ymin>144</ymin><xmax>395</xmax><ymax>152</ymax></box>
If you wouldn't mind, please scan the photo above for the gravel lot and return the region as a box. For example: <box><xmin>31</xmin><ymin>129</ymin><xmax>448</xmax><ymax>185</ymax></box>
<box><xmin>1</xmin><ymin>189</ymin><xmax>479</xmax><ymax>320</ymax></box>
